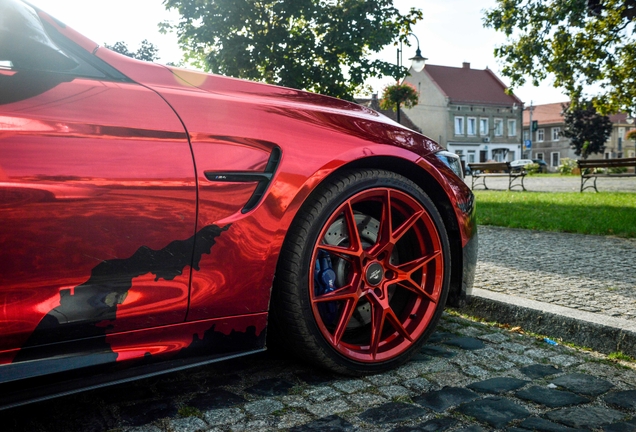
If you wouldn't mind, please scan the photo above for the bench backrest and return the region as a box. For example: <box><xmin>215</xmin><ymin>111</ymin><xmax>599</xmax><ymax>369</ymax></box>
<box><xmin>578</xmin><ymin>157</ymin><xmax>636</xmax><ymax>168</ymax></box>
<box><xmin>468</xmin><ymin>162</ymin><xmax>510</xmax><ymax>172</ymax></box>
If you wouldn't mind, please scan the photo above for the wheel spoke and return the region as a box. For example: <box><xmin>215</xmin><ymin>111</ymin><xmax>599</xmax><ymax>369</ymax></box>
<box><xmin>331</xmin><ymin>297</ymin><xmax>359</xmax><ymax>346</ymax></box>
<box><xmin>386</xmin><ymin>308</ymin><xmax>413</xmax><ymax>342</ymax></box>
<box><xmin>316</xmin><ymin>243</ymin><xmax>358</xmax><ymax>261</ymax></box>
<box><xmin>392</xmin><ymin>209</ymin><xmax>424</xmax><ymax>243</ymax></box>
<box><xmin>369</xmin><ymin>298</ymin><xmax>386</xmax><ymax>360</ymax></box>
<box><xmin>392</xmin><ymin>250</ymin><xmax>442</xmax><ymax>302</ymax></box>
<box><xmin>313</xmin><ymin>283</ymin><xmax>358</xmax><ymax>303</ymax></box>
<box><xmin>343</xmin><ymin>202</ymin><xmax>363</xmax><ymax>255</ymax></box>
<box><xmin>396</xmin><ymin>250</ymin><xmax>442</xmax><ymax>275</ymax></box>
<box><xmin>375</xmin><ymin>189</ymin><xmax>393</xmax><ymax>249</ymax></box>
<box><xmin>397</xmin><ymin>280</ymin><xmax>438</xmax><ymax>304</ymax></box>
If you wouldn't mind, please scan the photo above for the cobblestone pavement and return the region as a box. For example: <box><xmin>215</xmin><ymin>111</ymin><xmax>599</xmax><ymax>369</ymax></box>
<box><xmin>465</xmin><ymin>175</ymin><xmax>636</xmax><ymax>192</ymax></box>
<box><xmin>475</xmin><ymin>226</ymin><xmax>636</xmax><ymax>321</ymax></box>
<box><xmin>3</xmin><ymin>314</ymin><xmax>636</xmax><ymax>432</ymax></box>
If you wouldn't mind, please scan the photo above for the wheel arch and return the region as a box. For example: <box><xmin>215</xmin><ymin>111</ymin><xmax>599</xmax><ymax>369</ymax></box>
<box><xmin>277</xmin><ymin>155</ymin><xmax>465</xmax><ymax>308</ymax></box>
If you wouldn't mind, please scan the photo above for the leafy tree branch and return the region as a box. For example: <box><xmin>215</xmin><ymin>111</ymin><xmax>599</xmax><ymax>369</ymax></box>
<box><xmin>160</xmin><ymin>0</ymin><xmax>422</xmax><ymax>100</ymax></box>
<box><xmin>484</xmin><ymin>0</ymin><xmax>636</xmax><ymax>114</ymax></box>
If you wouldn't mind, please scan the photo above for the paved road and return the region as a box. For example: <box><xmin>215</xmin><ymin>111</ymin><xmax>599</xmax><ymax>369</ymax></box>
<box><xmin>466</xmin><ymin>174</ymin><xmax>636</xmax><ymax>192</ymax></box>
<box><xmin>2</xmin><ymin>312</ymin><xmax>636</xmax><ymax>432</ymax></box>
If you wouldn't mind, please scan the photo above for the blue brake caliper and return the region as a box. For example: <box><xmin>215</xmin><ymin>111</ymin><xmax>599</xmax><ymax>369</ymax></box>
<box><xmin>314</xmin><ymin>250</ymin><xmax>338</xmax><ymax>325</ymax></box>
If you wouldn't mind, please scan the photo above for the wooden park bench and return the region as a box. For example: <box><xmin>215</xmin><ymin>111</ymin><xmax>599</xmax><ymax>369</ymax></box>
<box><xmin>467</xmin><ymin>162</ymin><xmax>527</xmax><ymax>191</ymax></box>
<box><xmin>577</xmin><ymin>157</ymin><xmax>636</xmax><ymax>192</ymax></box>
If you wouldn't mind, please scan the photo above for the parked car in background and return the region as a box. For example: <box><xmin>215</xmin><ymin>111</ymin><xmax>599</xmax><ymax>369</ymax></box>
<box><xmin>533</xmin><ymin>159</ymin><xmax>549</xmax><ymax>173</ymax></box>
<box><xmin>510</xmin><ymin>159</ymin><xmax>534</xmax><ymax>169</ymax></box>
<box><xmin>0</xmin><ymin>0</ymin><xmax>477</xmax><ymax>409</ymax></box>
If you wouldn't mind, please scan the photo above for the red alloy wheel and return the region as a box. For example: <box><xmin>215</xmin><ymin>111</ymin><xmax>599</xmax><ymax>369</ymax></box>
<box><xmin>309</xmin><ymin>187</ymin><xmax>444</xmax><ymax>363</ymax></box>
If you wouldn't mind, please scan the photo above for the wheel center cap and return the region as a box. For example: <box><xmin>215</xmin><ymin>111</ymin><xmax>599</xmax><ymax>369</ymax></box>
<box><xmin>365</xmin><ymin>262</ymin><xmax>384</xmax><ymax>286</ymax></box>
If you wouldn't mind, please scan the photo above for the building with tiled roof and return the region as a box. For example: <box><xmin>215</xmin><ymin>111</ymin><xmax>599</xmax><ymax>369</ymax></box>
<box><xmin>522</xmin><ymin>103</ymin><xmax>635</xmax><ymax>168</ymax></box>
<box><xmin>522</xmin><ymin>102</ymin><xmax>571</xmax><ymax>169</ymax></box>
<box><xmin>403</xmin><ymin>62</ymin><xmax>524</xmax><ymax>166</ymax></box>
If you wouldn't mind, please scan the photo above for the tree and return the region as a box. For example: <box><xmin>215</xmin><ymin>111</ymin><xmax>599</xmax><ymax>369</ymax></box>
<box><xmin>160</xmin><ymin>0</ymin><xmax>422</xmax><ymax>100</ymax></box>
<box><xmin>104</xmin><ymin>40</ymin><xmax>160</xmax><ymax>62</ymax></box>
<box><xmin>561</xmin><ymin>101</ymin><xmax>613</xmax><ymax>158</ymax></box>
<box><xmin>484</xmin><ymin>0</ymin><xmax>636</xmax><ymax>114</ymax></box>
<box><xmin>379</xmin><ymin>82</ymin><xmax>419</xmax><ymax>124</ymax></box>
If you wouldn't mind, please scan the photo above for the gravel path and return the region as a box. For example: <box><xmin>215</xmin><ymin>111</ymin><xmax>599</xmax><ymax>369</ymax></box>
<box><xmin>475</xmin><ymin>225</ymin><xmax>636</xmax><ymax>320</ymax></box>
<box><xmin>466</xmin><ymin>175</ymin><xmax>636</xmax><ymax>192</ymax></box>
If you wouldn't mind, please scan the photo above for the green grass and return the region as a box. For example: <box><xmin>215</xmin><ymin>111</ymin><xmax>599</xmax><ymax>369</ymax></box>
<box><xmin>526</xmin><ymin>173</ymin><xmax>576</xmax><ymax>177</ymax></box>
<box><xmin>608</xmin><ymin>351</ymin><xmax>635</xmax><ymax>362</ymax></box>
<box><xmin>178</xmin><ymin>406</ymin><xmax>203</xmax><ymax>418</ymax></box>
<box><xmin>474</xmin><ymin>191</ymin><xmax>636</xmax><ymax>238</ymax></box>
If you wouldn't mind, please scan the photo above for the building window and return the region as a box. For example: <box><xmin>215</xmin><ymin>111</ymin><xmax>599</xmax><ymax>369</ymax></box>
<box><xmin>551</xmin><ymin>152</ymin><xmax>560</xmax><ymax>167</ymax></box>
<box><xmin>537</xmin><ymin>128</ymin><xmax>545</xmax><ymax>142</ymax></box>
<box><xmin>467</xmin><ymin>117</ymin><xmax>477</xmax><ymax>135</ymax></box>
<box><xmin>508</xmin><ymin>119</ymin><xmax>517</xmax><ymax>137</ymax></box>
<box><xmin>552</xmin><ymin>127</ymin><xmax>560</xmax><ymax>141</ymax></box>
<box><xmin>536</xmin><ymin>152</ymin><xmax>544</xmax><ymax>160</ymax></box>
<box><xmin>523</xmin><ymin>130</ymin><xmax>529</xmax><ymax>140</ymax></box>
<box><xmin>479</xmin><ymin>118</ymin><xmax>488</xmax><ymax>136</ymax></box>
<box><xmin>629</xmin><ymin>150</ymin><xmax>635</xmax><ymax>158</ymax></box>
<box><xmin>455</xmin><ymin>117</ymin><xmax>464</xmax><ymax>135</ymax></box>
<box><xmin>468</xmin><ymin>150</ymin><xmax>476</xmax><ymax>163</ymax></box>
<box><xmin>494</xmin><ymin>118</ymin><xmax>503</xmax><ymax>136</ymax></box>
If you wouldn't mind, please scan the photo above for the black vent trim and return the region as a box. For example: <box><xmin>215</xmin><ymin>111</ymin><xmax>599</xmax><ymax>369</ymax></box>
<box><xmin>204</xmin><ymin>146</ymin><xmax>282</xmax><ymax>213</ymax></box>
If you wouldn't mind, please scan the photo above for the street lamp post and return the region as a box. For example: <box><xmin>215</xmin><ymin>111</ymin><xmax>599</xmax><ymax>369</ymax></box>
<box><xmin>397</xmin><ymin>33</ymin><xmax>427</xmax><ymax>72</ymax></box>
<box><xmin>395</xmin><ymin>33</ymin><xmax>426</xmax><ymax>123</ymax></box>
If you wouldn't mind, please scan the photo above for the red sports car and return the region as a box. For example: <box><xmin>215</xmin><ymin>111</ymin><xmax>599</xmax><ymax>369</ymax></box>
<box><xmin>0</xmin><ymin>0</ymin><xmax>476</xmax><ymax>409</ymax></box>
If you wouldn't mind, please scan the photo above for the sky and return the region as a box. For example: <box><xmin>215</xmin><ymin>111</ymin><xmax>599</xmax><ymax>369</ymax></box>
<box><xmin>28</xmin><ymin>0</ymin><xmax>570</xmax><ymax>106</ymax></box>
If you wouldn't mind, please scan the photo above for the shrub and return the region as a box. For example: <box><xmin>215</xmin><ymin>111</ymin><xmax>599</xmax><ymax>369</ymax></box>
<box><xmin>525</xmin><ymin>163</ymin><xmax>541</xmax><ymax>174</ymax></box>
<box><xmin>609</xmin><ymin>167</ymin><xmax>628</xmax><ymax>174</ymax></box>
<box><xmin>558</xmin><ymin>158</ymin><xmax>577</xmax><ymax>175</ymax></box>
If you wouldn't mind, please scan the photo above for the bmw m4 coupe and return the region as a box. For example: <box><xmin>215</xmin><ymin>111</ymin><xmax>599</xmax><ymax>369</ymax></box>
<box><xmin>0</xmin><ymin>0</ymin><xmax>476</xmax><ymax>409</ymax></box>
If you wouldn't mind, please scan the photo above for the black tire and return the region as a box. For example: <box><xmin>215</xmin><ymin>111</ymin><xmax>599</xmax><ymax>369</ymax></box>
<box><xmin>269</xmin><ymin>169</ymin><xmax>451</xmax><ymax>375</ymax></box>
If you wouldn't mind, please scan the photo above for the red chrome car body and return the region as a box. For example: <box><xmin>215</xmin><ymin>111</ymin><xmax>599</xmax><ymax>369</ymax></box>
<box><xmin>0</xmin><ymin>1</ymin><xmax>476</xmax><ymax>408</ymax></box>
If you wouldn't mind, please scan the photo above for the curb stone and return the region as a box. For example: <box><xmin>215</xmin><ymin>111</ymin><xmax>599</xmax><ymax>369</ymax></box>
<box><xmin>465</xmin><ymin>288</ymin><xmax>636</xmax><ymax>358</ymax></box>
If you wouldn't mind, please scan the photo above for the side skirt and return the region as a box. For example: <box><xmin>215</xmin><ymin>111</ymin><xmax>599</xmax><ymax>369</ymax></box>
<box><xmin>0</xmin><ymin>313</ymin><xmax>267</xmax><ymax>410</ymax></box>
<box><xmin>0</xmin><ymin>348</ymin><xmax>265</xmax><ymax>411</ymax></box>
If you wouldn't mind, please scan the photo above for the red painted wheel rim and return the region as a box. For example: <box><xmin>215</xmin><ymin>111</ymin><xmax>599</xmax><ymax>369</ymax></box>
<box><xmin>309</xmin><ymin>188</ymin><xmax>444</xmax><ymax>363</ymax></box>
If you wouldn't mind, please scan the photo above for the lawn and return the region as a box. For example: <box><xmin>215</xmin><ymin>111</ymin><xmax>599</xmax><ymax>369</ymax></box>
<box><xmin>474</xmin><ymin>191</ymin><xmax>636</xmax><ymax>238</ymax></box>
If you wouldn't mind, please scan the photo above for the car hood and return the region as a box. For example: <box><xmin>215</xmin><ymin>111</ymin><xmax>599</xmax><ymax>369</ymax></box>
<box><xmin>93</xmin><ymin>47</ymin><xmax>443</xmax><ymax>159</ymax></box>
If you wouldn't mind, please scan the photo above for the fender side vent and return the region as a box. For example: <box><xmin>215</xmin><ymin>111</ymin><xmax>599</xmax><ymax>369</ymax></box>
<box><xmin>204</xmin><ymin>146</ymin><xmax>282</xmax><ymax>214</ymax></box>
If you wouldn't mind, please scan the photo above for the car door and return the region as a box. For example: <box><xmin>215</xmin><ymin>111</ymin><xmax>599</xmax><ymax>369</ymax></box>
<box><xmin>0</xmin><ymin>47</ymin><xmax>196</xmax><ymax>363</ymax></box>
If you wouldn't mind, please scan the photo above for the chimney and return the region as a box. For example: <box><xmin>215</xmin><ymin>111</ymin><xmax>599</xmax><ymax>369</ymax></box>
<box><xmin>370</xmin><ymin>93</ymin><xmax>379</xmax><ymax>109</ymax></box>
<box><xmin>462</xmin><ymin>62</ymin><xmax>470</xmax><ymax>69</ymax></box>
